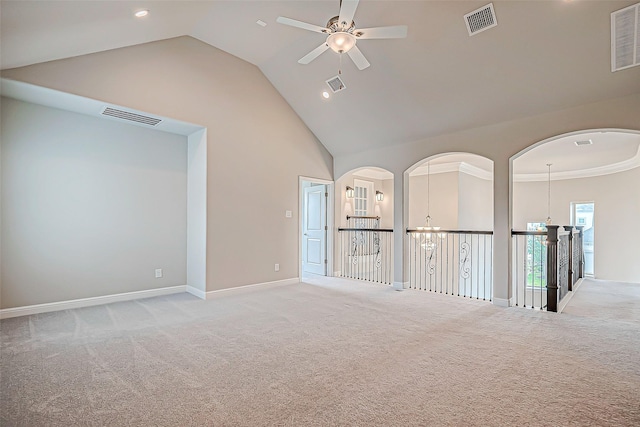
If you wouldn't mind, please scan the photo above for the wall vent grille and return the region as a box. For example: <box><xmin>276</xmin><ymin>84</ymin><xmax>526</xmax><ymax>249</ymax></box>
<box><xmin>101</xmin><ymin>107</ymin><xmax>162</xmax><ymax>126</ymax></box>
<box><xmin>326</xmin><ymin>75</ymin><xmax>346</xmax><ymax>93</ymax></box>
<box><xmin>611</xmin><ymin>2</ymin><xmax>640</xmax><ymax>72</ymax></box>
<box><xmin>464</xmin><ymin>3</ymin><xmax>497</xmax><ymax>36</ymax></box>
<box><xmin>575</xmin><ymin>140</ymin><xmax>593</xmax><ymax>146</ymax></box>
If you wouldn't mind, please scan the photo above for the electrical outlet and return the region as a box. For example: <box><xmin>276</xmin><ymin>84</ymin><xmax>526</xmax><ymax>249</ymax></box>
<box><xmin>274</xmin><ymin>264</ymin><xmax>280</xmax><ymax>272</ymax></box>
<box><xmin>155</xmin><ymin>269</ymin><xmax>163</xmax><ymax>278</ymax></box>
<box><xmin>285</xmin><ymin>210</ymin><xmax>292</xmax><ymax>218</ymax></box>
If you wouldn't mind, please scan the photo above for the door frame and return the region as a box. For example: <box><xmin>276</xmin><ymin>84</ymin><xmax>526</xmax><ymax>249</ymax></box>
<box><xmin>299</xmin><ymin>176</ymin><xmax>334</xmax><ymax>280</ymax></box>
<box><xmin>570</xmin><ymin>200</ymin><xmax>595</xmax><ymax>277</ymax></box>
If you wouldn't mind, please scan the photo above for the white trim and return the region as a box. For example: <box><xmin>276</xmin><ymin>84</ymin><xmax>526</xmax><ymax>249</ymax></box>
<box><xmin>0</xmin><ymin>285</ymin><xmax>186</xmax><ymax>319</ymax></box>
<box><xmin>186</xmin><ymin>285</ymin><xmax>206</xmax><ymax>300</ymax></box>
<box><xmin>393</xmin><ymin>281</ymin><xmax>409</xmax><ymax>291</ymax></box>
<box><xmin>334</xmin><ymin>270</ymin><xmax>341</xmax><ymax>277</ymax></box>
<box><xmin>514</xmin><ymin>147</ymin><xmax>640</xmax><ymax>182</ymax></box>
<box><xmin>298</xmin><ymin>176</ymin><xmax>335</xmax><ymax>280</ymax></box>
<box><xmin>493</xmin><ymin>297</ymin><xmax>512</xmax><ymax>307</ymax></box>
<box><xmin>353</xmin><ymin>168</ymin><xmax>394</xmax><ymax>180</ymax></box>
<box><xmin>204</xmin><ymin>277</ymin><xmax>299</xmax><ymax>299</ymax></box>
<box><xmin>411</xmin><ymin>161</ymin><xmax>493</xmax><ymax>181</ymax></box>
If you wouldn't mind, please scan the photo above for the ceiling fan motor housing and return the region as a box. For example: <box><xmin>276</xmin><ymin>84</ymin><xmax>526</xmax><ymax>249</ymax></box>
<box><xmin>326</xmin><ymin>16</ymin><xmax>355</xmax><ymax>33</ymax></box>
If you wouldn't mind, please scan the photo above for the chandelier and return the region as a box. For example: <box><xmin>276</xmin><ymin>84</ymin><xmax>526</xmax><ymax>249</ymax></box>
<box><xmin>416</xmin><ymin>161</ymin><xmax>446</xmax><ymax>250</ymax></box>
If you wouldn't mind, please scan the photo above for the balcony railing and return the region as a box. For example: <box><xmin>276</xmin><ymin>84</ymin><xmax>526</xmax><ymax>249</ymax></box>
<box><xmin>338</xmin><ymin>216</ymin><xmax>393</xmax><ymax>285</ymax></box>
<box><xmin>511</xmin><ymin>226</ymin><xmax>584</xmax><ymax>311</ymax></box>
<box><xmin>406</xmin><ymin>229</ymin><xmax>493</xmax><ymax>301</ymax></box>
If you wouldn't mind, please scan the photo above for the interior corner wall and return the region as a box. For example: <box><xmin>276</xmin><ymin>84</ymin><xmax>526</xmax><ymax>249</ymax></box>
<box><xmin>457</xmin><ymin>172</ymin><xmax>493</xmax><ymax>230</ymax></box>
<box><xmin>513</xmin><ymin>167</ymin><xmax>640</xmax><ymax>283</ymax></box>
<box><xmin>187</xmin><ymin>129</ymin><xmax>207</xmax><ymax>294</ymax></box>
<box><xmin>0</xmin><ymin>97</ymin><xmax>187</xmax><ymax>309</ymax></box>
<box><xmin>2</xmin><ymin>36</ymin><xmax>333</xmax><ymax>292</ymax></box>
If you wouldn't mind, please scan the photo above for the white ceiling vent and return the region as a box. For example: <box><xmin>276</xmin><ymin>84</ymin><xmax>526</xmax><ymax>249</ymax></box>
<box><xmin>326</xmin><ymin>75</ymin><xmax>346</xmax><ymax>93</ymax></box>
<box><xmin>101</xmin><ymin>107</ymin><xmax>162</xmax><ymax>126</ymax></box>
<box><xmin>611</xmin><ymin>2</ymin><xmax>640</xmax><ymax>72</ymax></box>
<box><xmin>464</xmin><ymin>3</ymin><xmax>497</xmax><ymax>36</ymax></box>
<box><xmin>575</xmin><ymin>139</ymin><xmax>593</xmax><ymax>146</ymax></box>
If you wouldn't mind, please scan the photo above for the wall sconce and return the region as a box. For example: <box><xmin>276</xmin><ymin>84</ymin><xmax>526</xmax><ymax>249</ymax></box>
<box><xmin>376</xmin><ymin>191</ymin><xmax>384</xmax><ymax>201</ymax></box>
<box><xmin>346</xmin><ymin>186</ymin><xmax>354</xmax><ymax>198</ymax></box>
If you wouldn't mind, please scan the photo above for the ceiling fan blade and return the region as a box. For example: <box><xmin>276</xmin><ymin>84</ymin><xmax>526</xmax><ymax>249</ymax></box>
<box><xmin>298</xmin><ymin>43</ymin><xmax>330</xmax><ymax>64</ymax></box>
<box><xmin>347</xmin><ymin>45</ymin><xmax>370</xmax><ymax>70</ymax></box>
<box><xmin>276</xmin><ymin>16</ymin><xmax>327</xmax><ymax>34</ymax></box>
<box><xmin>338</xmin><ymin>0</ymin><xmax>360</xmax><ymax>29</ymax></box>
<box><xmin>355</xmin><ymin>25</ymin><xmax>408</xmax><ymax>39</ymax></box>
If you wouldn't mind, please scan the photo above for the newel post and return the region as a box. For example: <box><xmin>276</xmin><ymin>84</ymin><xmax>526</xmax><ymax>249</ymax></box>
<box><xmin>564</xmin><ymin>226</ymin><xmax>574</xmax><ymax>291</ymax></box>
<box><xmin>546</xmin><ymin>225</ymin><xmax>559</xmax><ymax>312</ymax></box>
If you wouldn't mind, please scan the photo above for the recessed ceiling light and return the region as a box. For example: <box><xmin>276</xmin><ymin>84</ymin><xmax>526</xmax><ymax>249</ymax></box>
<box><xmin>135</xmin><ymin>10</ymin><xmax>149</xmax><ymax>18</ymax></box>
<box><xmin>256</xmin><ymin>20</ymin><xmax>267</xmax><ymax>27</ymax></box>
<box><xmin>322</xmin><ymin>91</ymin><xmax>330</xmax><ymax>99</ymax></box>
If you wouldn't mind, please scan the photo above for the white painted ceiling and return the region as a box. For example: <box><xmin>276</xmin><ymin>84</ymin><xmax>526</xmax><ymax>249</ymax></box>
<box><xmin>2</xmin><ymin>0</ymin><xmax>640</xmax><ymax>166</ymax></box>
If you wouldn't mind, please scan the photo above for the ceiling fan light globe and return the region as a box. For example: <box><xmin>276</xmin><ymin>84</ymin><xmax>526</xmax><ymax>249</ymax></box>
<box><xmin>326</xmin><ymin>32</ymin><xmax>356</xmax><ymax>54</ymax></box>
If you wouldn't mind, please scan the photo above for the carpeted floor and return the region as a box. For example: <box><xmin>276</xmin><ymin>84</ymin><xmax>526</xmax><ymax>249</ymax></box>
<box><xmin>1</xmin><ymin>277</ymin><xmax>639</xmax><ymax>426</ymax></box>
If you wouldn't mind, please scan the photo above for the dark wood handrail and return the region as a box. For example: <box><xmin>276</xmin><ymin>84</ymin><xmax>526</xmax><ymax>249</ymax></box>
<box><xmin>511</xmin><ymin>230</ymin><xmax>548</xmax><ymax>236</ymax></box>
<box><xmin>346</xmin><ymin>215</ymin><xmax>380</xmax><ymax>220</ymax></box>
<box><xmin>407</xmin><ymin>229</ymin><xmax>493</xmax><ymax>235</ymax></box>
<box><xmin>338</xmin><ymin>227</ymin><xmax>393</xmax><ymax>232</ymax></box>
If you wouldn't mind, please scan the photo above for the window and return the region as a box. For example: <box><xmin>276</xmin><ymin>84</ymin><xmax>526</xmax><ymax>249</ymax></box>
<box><xmin>353</xmin><ymin>179</ymin><xmax>374</xmax><ymax>217</ymax></box>
<box><xmin>525</xmin><ymin>222</ymin><xmax>547</xmax><ymax>288</ymax></box>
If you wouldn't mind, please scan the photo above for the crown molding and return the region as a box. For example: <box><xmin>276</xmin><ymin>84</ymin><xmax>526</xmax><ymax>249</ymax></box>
<box><xmin>513</xmin><ymin>147</ymin><xmax>640</xmax><ymax>182</ymax></box>
<box><xmin>411</xmin><ymin>162</ymin><xmax>492</xmax><ymax>180</ymax></box>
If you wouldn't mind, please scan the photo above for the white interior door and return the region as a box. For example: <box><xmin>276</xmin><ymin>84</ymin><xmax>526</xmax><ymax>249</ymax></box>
<box><xmin>303</xmin><ymin>185</ymin><xmax>327</xmax><ymax>275</ymax></box>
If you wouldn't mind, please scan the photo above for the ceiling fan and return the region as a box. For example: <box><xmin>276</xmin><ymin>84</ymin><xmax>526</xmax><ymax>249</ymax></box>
<box><xmin>276</xmin><ymin>0</ymin><xmax>408</xmax><ymax>70</ymax></box>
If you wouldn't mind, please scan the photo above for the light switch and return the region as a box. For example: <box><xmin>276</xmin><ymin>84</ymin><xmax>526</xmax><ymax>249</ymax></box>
<box><xmin>285</xmin><ymin>210</ymin><xmax>292</xmax><ymax>218</ymax></box>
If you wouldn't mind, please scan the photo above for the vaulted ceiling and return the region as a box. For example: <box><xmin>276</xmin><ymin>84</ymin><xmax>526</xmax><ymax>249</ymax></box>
<box><xmin>2</xmin><ymin>1</ymin><xmax>640</xmax><ymax>167</ymax></box>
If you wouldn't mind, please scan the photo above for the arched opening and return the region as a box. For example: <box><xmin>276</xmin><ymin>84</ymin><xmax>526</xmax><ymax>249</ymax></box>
<box><xmin>510</xmin><ymin>129</ymin><xmax>640</xmax><ymax>311</ymax></box>
<box><xmin>406</xmin><ymin>153</ymin><xmax>494</xmax><ymax>300</ymax></box>
<box><xmin>334</xmin><ymin>167</ymin><xmax>394</xmax><ymax>285</ymax></box>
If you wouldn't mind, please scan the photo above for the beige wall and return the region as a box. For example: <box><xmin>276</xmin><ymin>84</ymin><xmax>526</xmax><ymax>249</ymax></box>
<box><xmin>409</xmin><ymin>171</ymin><xmax>493</xmax><ymax>231</ymax></box>
<box><xmin>458</xmin><ymin>172</ymin><xmax>493</xmax><ymax>230</ymax></box>
<box><xmin>2</xmin><ymin>36</ymin><xmax>333</xmax><ymax>296</ymax></box>
<box><xmin>408</xmin><ymin>172</ymin><xmax>459</xmax><ymax>229</ymax></box>
<box><xmin>1</xmin><ymin>98</ymin><xmax>187</xmax><ymax>308</ymax></box>
<box><xmin>513</xmin><ymin>167</ymin><xmax>640</xmax><ymax>283</ymax></box>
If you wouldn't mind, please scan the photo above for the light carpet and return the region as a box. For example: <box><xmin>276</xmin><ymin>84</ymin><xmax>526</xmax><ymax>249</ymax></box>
<box><xmin>1</xmin><ymin>277</ymin><xmax>639</xmax><ymax>426</ymax></box>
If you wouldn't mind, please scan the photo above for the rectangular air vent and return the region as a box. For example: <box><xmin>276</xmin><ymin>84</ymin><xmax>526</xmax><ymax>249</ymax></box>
<box><xmin>464</xmin><ymin>3</ymin><xmax>497</xmax><ymax>36</ymax></box>
<box><xmin>611</xmin><ymin>2</ymin><xmax>640</xmax><ymax>72</ymax></box>
<box><xmin>326</xmin><ymin>75</ymin><xmax>346</xmax><ymax>93</ymax></box>
<box><xmin>101</xmin><ymin>107</ymin><xmax>162</xmax><ymax>126</ymax></box>
<box><xmin>575</xmin><ymin>139</ymin><xmax>593</xmax><ymax>146</ymax></box>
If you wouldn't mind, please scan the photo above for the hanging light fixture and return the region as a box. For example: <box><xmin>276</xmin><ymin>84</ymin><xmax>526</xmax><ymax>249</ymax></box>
<box><xmin>545</xmin><ymin>163</ymin><xmax>552</xmax><ymax>226</ymax></box>
<box><xmin>416</xmin><ymin>161</ymin><xmax>445</xmax><ymax>250</ymax></box>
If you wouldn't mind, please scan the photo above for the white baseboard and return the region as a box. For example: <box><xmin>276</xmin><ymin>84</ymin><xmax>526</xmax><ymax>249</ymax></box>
<box><xmin>392</xmin><ymin>281</ymin><xmax>409</xmax><ymax>291</ymax></box>
<box><xmin>493</xmin><ymin>297</ymin><xmax>513</xmax><ymax>307</ymax></box>
<box><xmin>186</xmin><ymin>285</ymin><xmax>206</xmax><ymax>300</ymax></box>
<box><xmin>205</xmin><ymin>277</ymin><xmax>299</xmax><ymax>299</ymax></box>
<box><xmin>0</xmin><ymin>285</ymin><xmax>186</xmax><ymax>320</ymax></box>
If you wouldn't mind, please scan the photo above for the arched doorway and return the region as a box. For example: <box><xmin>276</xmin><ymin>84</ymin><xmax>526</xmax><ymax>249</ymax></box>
<box><xmin>406</xmin><ymin>153</ymin><xmax>495</xmax><ymax>300</ymax></box>
<box><xmin>510</xmin><ymin>129</ymin><xmax>640</xmax><ymax>310</ymax></box>
<box><xmin>335</xmin><ymin>167</ymin><xmax>394</xmax><ymax>284</ymax></box>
